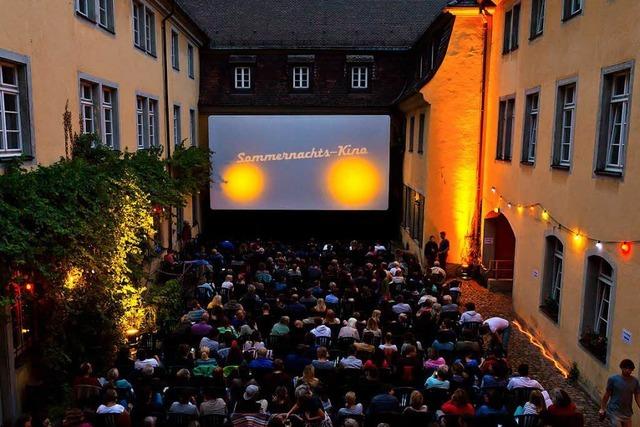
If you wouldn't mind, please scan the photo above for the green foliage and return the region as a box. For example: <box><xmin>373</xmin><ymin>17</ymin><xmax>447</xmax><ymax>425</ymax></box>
<box><xmin>0</xmin><ymin>135</ymin><xmax>210</xmax><ymax>395</ymax></box>
<box><xmin>146</xmin><ymin>279</ymin><xmax>185</xmax><ymax>328</ymax></box>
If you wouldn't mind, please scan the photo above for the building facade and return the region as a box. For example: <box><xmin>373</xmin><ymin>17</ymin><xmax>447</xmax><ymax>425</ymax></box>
<box><xmin>482</xmin><ymin>0</ymin><xmax>640</xmax><ymax>404</ymax></box>
<box><xmin>0</xmin><ymin>0</ymin><xmax>205</xmax><ymax>419</ymax></box>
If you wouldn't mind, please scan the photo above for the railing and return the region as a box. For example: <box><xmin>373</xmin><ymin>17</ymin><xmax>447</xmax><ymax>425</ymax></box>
<box><xmin>487</xmin><ymin>259</ymin><xmax>514</xmax><ymax>280</ymax></box>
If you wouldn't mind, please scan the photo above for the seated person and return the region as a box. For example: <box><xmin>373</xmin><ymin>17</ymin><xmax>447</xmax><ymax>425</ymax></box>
<box><xmin>424</xmin><ymin>347</ymin><xmax>447</xmax><ymax>372</ymax></box>
<box><xmin>339</xmin><ymin>347</ymin><xmax>363</xmax><ymax>370</ymax></box>
<box><xmin>337</xmin><ymin>391</ymin><xmax>364</xmax><ymax>418</ymax></box>
<box><xmin>514</xmin><ymin>389</ymin><xmax>546</xmax><ymax>416</ymax></box>
<box><xmin>168</xmin><ymin>389</ymin><xmax>199</xmax><ymax>416</ymax></box>
<box><xmin>234</xmin><ymin>384</ymin><xmax>264</xmax><ymax>414</ymax></box>
<box><xmin>367</xmin><ymin>384</ymin><xmax>399</xmax><ymax>416</ymax></box>
<box><xmin>440</xmin><ymin>295</ymin><xmax>458</xmax><ymax>313</ymax></box>
<box><xmin>133</xmin><ymin>350</ymin><xmax>161</xmax><ymax>371</ymax></box>
<box><xmin>311</xmin><ymin>346</ymin><xmax>335</xmax><ymax>371</ymax></box>
<box><xmin>459</xmin><ymin>302</ymin><xmax>483</xmax><ymax>324</ymax></box>
<box><xmin>270</xmin><ymin>316</ymin><xmax>290</xmax><ymax>336</ymax></box>
<box><xmin>547</xmin><ymin>388</ymin><xmax>577</xmax><ymax>416</ymax></box>
<box><xmin>199</xmin><ymin>329</ymin><xmax>220</xmax><ymax>353</ymax></box>
<box><xmin>97</xmin><ymin>388</ymin><xmax>127</xmax><ymax>414</ymax></box>
<box><xmin>200</xmin><ymin>387</ymin><xmax>227</xmax><ymax>416</ymax></box>
<box><xmin>425</xmin><ymin>365</ymin><xmax>450</xmax><ymax>390</ymax></box>
<box><xmin>195</xmin><ymin>347</ymin><xmax>218</xmax><ymax>367</ymax></box>
<box><xmin>441</xmin><ymin>389</ymin><xmax>475</xmax><ymax>417</ymax></box>
<box><xmin>73</xmin><ymin>362</ymin><xmax>101</xmax><ymax>387</ymax></box>
<box><xmin>403</xmin><ymin>390</ymin><xmax>428</xmax><ymax>413</ymax></box>
<box><xmin>476</xmin><ymin>389</ymin><xmax>508</xmax><ymax>416</ymax></box>
<box><xmin>310</xmin><ymin>317</ymin><xmax>332</xmax><ymax>338</ymax></box>
<box><xmin>391</xmin><ymin>295</ymin><xmax>412</xmax><ymax>315</ymax></box>
<box><xmin>338</xmin><ymin>318</ymin><xmax>361</xmax><ymax>340</ymax></box>
<box><xmin>507</xmin><ymin>364</ymin><xmax>544</xmax><ymax>390</ymax></box>
<box><xmin>248</xmin><ymin>347</ymin><xmax>274</xmax><ymax>371</ymax></box>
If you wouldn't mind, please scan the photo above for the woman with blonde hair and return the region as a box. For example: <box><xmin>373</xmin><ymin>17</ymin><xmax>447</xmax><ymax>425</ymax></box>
<box><xmin>323</xmin><ymin>309</ymin><xmax>340</xmax><ymax>325</ymax></box>
<box><xmin>295</xmin><ymin>364</ymin><xmax>320</xmax><ymax>389</ymax></box>
<box><xmin>207</xmin><ymin>294</ymin><xmax>222</xmax><ymax>310</ymax></box>
<box><xmin>364</xmin><ymin>317</ymin><xmax>382</xmax><ymax>338</ymax></box>
<box><xmin>311</xmin><ymin>298</ymin><xmax>328</xmax><ymax>317</ymax></box>
<box><xmin>403</xmin><ymin>390</ymin><xmax>428</xmax><ymax>413</ymax></box>
<box><xmin>339</xmin><ymin>318</ymin><xmax>361</xmax><ymax>340</ymax></box>
<box><xmin>515</xmin><ymin>389</ymin><xmax>546</xmax><ymax>416</ymax></box>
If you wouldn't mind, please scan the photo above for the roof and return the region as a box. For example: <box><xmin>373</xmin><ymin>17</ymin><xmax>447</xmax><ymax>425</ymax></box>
<box><xmin>176</xmin><ymin>0</ymin><xmax>451</xmax><ymax>50</ymax></box>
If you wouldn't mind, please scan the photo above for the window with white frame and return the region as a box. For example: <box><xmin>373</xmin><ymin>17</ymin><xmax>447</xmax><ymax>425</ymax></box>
<box><xmin>173</xmin><ymin>105</ymin><xmax>181</xmax><ymax>146</ymax></box>
<box><xmin>171</xmin><ymin>30</ymin><xmax>179</xmax><ymax>70</ymax></box>
<box><xmin>133</xmin><ymin>2</ymin><xmax>156</xmax><ymax>55</ymax></box>
<box><xmin>496</xmin><ymin>97</ymin><xmax>515</xmax><ymax>161</ymax></box>
<box><xmin>522</xmin><ymin>91</ymin><xmax>539</xmax><ymax>163</ymax></box>
<box><xmin>503</xmin><ymin>3</ymin><xmax>520</xmax><ymax>53</ymax></box>
<box><xmin>187</xmin><ymin>44</ymin><xmax>195</xmax><ymax>79</ymax></box>
<box><xmin>541</xmin><ymin>236</ymin><xmax>563</xmax><ymax>322</ymax></box>
<box><xmin>553</xmin><ymin>83</ymin><xmax>576</xmax><ymax>167</ymax></box>
<box><xmin>135</xmin><ymin>95</ymin><xmax>158</xmax><ymax>149</ymax></box>
<box><xmin>351</xmin><ymin>66</ymin><xmax>368</xmax><ymax>89</ymax></box>
<box><xmin>596</xmin><ymin>67</ymin><xmax>632</xmax><ymax>174</ymax></box>
<box><xmin>0</xmin><ymin>62</ymin><xmax>30</xmax><ymax>157</ymax></box>
<box><xmin>563</xmin><ymin>0</ymin><xmax>582</xmax><ymax>20</ymax></box>
<box><xmin>234</xmin><ymin>67</ymin><xmax>251</xmax><ymax>90</ymax></box>
<box><xmin>189</xmin><ymin>108</ymin><xmax>196</xmax><ymax>146</ymax></box>
<box><xmin>80</xmin><ymin>79</ymin><xmax>118</xmax><ymax>147</ymax></box>
<box><xmin>292</xmin><ymin>66</ymin><xmax>310</xmax><ymax>89</ymax></box>
<box><xmin>530</xmin><ymin>0</ymin><xmax>545</xmax><ymax>38</ymax></box>
<box><xmin>581</xmin><ymin>255</ymin><xmax>614</xmax><ymax>363</ymax></box>
<box><xmin>76</xmin><ymin>0</ymin><xmax>114</xmax><ymax>32</ymax></box>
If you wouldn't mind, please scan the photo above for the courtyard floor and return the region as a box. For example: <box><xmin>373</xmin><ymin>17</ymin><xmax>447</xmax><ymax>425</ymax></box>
<box><xmin>459</xmin><ymin>280</ymin><xmax>605</xmax><ymax>426</ymax></box>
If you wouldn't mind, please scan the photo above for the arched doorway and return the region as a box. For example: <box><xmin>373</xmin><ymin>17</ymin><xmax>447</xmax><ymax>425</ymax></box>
<box><xmin>482</xmin><ymin>211</ymin><xmax>515</xmax><ymax>290</ymax></box>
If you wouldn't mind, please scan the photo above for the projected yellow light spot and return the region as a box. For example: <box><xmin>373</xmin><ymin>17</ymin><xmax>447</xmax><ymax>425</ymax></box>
<box><xmin>222</xmin><ymin>163</ymin><xmax>265</xmax><ymax>203</ymax></box>
<box><xmin>326</xmin><ymin>157</ymin><xmax>380</xmax><ymax>207</ymax></box>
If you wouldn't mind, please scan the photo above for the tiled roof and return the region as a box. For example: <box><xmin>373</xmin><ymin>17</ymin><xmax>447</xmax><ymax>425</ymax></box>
<box><xmin>176</xmin><ymin>0</ymin><xmax>451</xmax><ymax>50</ymax></box>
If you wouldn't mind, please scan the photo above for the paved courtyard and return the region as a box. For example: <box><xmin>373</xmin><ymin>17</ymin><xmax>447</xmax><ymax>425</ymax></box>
<box><xmin>459</xmin><ymin>280</ymin><xmax>605</xmax><ymax>426</ymax></box>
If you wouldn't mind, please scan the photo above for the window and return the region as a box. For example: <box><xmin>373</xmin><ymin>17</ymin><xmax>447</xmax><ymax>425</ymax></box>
<box><xmin>187</xmin><ymin>44</ymin><xmax>195</xmax><ymax>79</ymax></box>
<box><xmin>351</xmin><ymin>66</ymin><xmax>368</xmax><ymax>89</ymax></box>
<box><xmin>133</xmin><ymin>2</ymin><xmax>156</xmax><ymax>55</ymax></box>
<box><xmin>530</xmin><ymin>0</ymin><xmax>545</xmax><ymax>38</ymax></box>
<box><xmin>173</xmin><ymin>105</ymin><xmax>181</xmax><ymax>146</ymax></box>
<box><xmin>76</xmin><ymin>0</ymin><xmax>114</xmax><ymax>32</ymax></box>
<box><xmin>540</xmin><ymin>236</ymin><xmax>563</xmax><ymax>322</ymax></box>
<box><xmin>417</xmin><ymin>113</ymin><xmax>426</xmax><ymax>154</ymax></box>
<box><xmin>402</xmin><ymin>186</ymin><xmax>425</xmax><ymax>247</ymax></box>
<box><xmin>596</xmin><ymin>66</ymin><xmax>632</xmax><ymax>175</ymax></box>
<box><xmin>171</xmin><ymin>30</ymin><xmax>179</xmax><ymax>70</ymax></box>
<box><xmin>552</xmin><ymin>82</ymin><xmax>576</xmax><ymax>168</ymax></box>
<box><xmin>10</xmin><ymin>284</ymin><xmax>35</xmax><ymax>359</ymax></box>
<box><xmin>234</xmin><ymin>67</ymin><xmax>251</xmax><ymax>90</ymax></box>
<box><xmin>136</xmin><ymin>95</ymin><xmax>158</xmax><ymax>148</ymax></box>
<box><xmin>189</xmin><ymin>108</ymin><xmax>196</xmax><ymax>146</ymax></box>
<box><xmin>563</xmin><ymin>0</ymin><xmax>582</xmax><ymax>21</ymax></box>
<box><xmin>79</xmin><ymin>79</ymin><xmax>118</xmax><ymax>147</ymax></box>
<box><xmin>503</xmin><ymin>3</ymin><xmax>520</xmax><ymax>53</ymax></box>
<box><xmin>522</xmin><ymin>91</ymin><xmax>539</xmax><ymax>164</ymax></box>
<box><xmin>581</xmin><ymin>256</ymin><xmax>614</xmax><ymax>363</ymax></box>
<box><xmin>1</xmin><ymin>63</ymin><xmax>27</xmax><ymax>157</ymax></box>
<box><xmin>292</xmin><ymin>66</ymin><xmax>310</xmax><ymax>89</ymax></box>
<box><xmin>496</xmin><ymin>97</ymin><xmax>515</xmax><ymax>161</ymax></box>
<box><xmin>408</xmin><ymin>116</ymin><xmax>415</xmax><ymax>153</ymax></box>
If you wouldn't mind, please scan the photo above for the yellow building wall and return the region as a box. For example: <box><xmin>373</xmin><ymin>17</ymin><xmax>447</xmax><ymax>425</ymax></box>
<box><xmin>482</xmin><ymin>0</ymin><xmax>640</xmax><ymax>402</ymax></box>
<box><xmin>402</xmin><ymin>12</ymin><xmax>485</xmax><ymax>265</ymax></box>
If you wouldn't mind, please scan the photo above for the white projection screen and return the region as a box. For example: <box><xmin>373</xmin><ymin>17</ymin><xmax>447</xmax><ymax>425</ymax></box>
<box><xmin>209</xmin><ymin>115</ymin><xmax>390</xmax><ymax>210</ymax></box>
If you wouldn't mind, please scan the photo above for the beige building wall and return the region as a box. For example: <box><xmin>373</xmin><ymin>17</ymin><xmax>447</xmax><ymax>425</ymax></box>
<box><xmin>401</xmin><ymin>9</ymin><xmax>486</xmax><ymax>266</ymax></box>
<box><xmin>482</xmin><ymin>0</ymin><xmax>640</xmax><ymax>402</ymax></box>
<box><xmin>0</xmin><ymin>0</ymin><xmax>204</xmax><ymax>415</ymax></box>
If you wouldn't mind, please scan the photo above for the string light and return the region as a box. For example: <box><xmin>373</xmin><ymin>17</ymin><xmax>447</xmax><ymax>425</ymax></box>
<box><xmin>488</xmin><ymin>185</ymin><xmax>638</xmax><ymax>252</ymax></box>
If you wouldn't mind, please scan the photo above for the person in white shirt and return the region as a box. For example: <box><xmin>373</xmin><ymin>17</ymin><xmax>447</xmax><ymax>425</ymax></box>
<box><xmin>134</xmin><ymin>349</ymin><xmax>161</xmax><ymax>370</ymax></box>
<box><xmin>430</xmin><ymin>261</ymin><xmax>446</xmax><ymax>279</ymax></box>
<box><xmin>483</xmin><ymin>316</ymin><xmax>511</xmax><ymax>352</ymax></box>
<box><xmin>340</xmin><ymin>347</ymin><xmax>363</xmax><ymax>369</ymax></box>
<box><xmin>507</xmin><ymin>364</ymin><xmax>544</xmax><ymax>390</ymax></box>
<box><xmin>391</xmin><ymin>295</ymin><xmax>412</xmax><ymax>315</ymax></box>
<box><xmin>310</xmin><ymin>318</ymin><xmax>332</xmax><ymax>338</ymax></box>
<box><xmin>460</xmin><ymin>302</ymin><xmax>483</xmax><ymax>324</ymax></box>
<box><xmin>97</xmin><ymin>389</ymin><xmax>126</xmax><ymax>414</ymax></box>
<box><xmin>221</xmin><ymin>274</ymin><xmax>234</xmax><ymax>292</ymax></box>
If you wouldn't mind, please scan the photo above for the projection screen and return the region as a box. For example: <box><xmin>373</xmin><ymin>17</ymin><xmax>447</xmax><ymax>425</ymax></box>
<box><xmin>209</xmin><ymin>115</ymin><xmax>390</xmax><ymax>210</ymax></box>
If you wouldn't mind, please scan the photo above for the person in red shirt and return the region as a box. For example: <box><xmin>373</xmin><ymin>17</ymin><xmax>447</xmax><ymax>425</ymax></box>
<box><xmin>441</xmin><ymin>389</ymin><xmax>475</xmax><ymax>416</ymax></box>
<box><xmin>547</xmin><ymin>388</ymin><xmax>578</xmax><ymax>416</ymax></box>
<box><xmin>72</xmin><ymin>362</ymin><xmax>101</xmax><ymax>387</ymax></box>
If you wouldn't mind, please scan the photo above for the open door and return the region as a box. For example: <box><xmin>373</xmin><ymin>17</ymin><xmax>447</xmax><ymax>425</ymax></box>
<box><xmin>482</xmin><ymin>211</ymin><xmax>515</xmax><ymax>290</ymax></box>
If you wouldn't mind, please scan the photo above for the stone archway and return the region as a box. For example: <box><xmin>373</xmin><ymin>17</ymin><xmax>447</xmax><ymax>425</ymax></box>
<box><xmin>482</xmin><ymin>211</ymin><xmax>515</xmax><ymax>291</ymax></box>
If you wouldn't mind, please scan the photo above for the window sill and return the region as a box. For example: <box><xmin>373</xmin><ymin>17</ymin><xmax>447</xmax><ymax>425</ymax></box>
<box><xmin>495</xmin><ymin>157</ymin><xmax>512</xmax><ymax>162</ymax></box>
<box><xmin>75</xmin><ymin>10</ymin><xmax>96</xmax><ymax>24</ymax></box>
<box><xmin>539</xmin><ymin>304</ymin><xmax>559</xmax><ymax>324</ymax></box>
<box><xmin>529</xmin><ymin>32</ymin><xmax>543</xmax><ymax>42</ymax></box>
<box><xmin>172</xmin><ymin>66</ymin><xmax>180</xmax><ymax>72</ymax></box>
<box><xmin>417</xmin><ymin>151</ymin><xmax>424</xmax><ymax>155</ymax></box>
<box><xmin>551</xmin><ymin>164</ymin><xmax>570</xmax><ymax>170</ymax></box>
<box><xmin>594</xmin><ymin>169</ymin><xmax>623</xmax><ymax>178</ymax></box>
<box><xmin>562</xmin><ymin>11</ymin><xmax>583</xmax><ymax>23</ymax></box>
<box><xmin>520</xmin><ymin>160</ymin><xmax>535</xmax><ymax>166</ymax></box>
<box><xmin>98</xmin><ymin>24</ymin><xmax>116</xmax><ymax>35</ymax></box>
<box><xmin>0</xmin><ymin>154</ymin><xmax>33</xmax><ymax>163</ymax></box>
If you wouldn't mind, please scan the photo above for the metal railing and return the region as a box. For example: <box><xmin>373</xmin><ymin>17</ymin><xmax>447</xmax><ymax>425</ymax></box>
<box><xmin>487</xmin><ymin>259</ymin><xmax>514</xmax><ymax>280</ymax></box>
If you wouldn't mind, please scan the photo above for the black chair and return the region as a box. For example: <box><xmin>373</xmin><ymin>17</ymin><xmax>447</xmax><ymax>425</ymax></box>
<box><xmin>199</xmin><ymin>414</ymin><xmax>227</xmax><ymax>427</ymax></box>
<box><xmin>166</xmin><ymin>413</ymin><xmax>198</xmax><ymax>427</ymax></box>
<box><xmin>509</xmin><ymin>387</ymin><xmax>541</xmax><ymax>411</ymax></box>
<box><xmin>337</xmin><ymin>337</ymin><xmax>356</xmax><ymax>352</ymax></box>
<box><xmin>138</xmin><ymin>332</ymin><xmax>156</xmax><ymax>351</ymax></box>
<box><xmin>315</xmin><ymin>335</ymin><xmax>332</xmax><ymax>348</ymax></box>
<box><xmin>392</xmin><ymin>387</ymin><xmax>415</xmax><ymax>409</ymax></box>
<box><xmin>422</xmin><ymin>387</ymin><xmax>450</xmax><ymax>410</ymax></box>
<box><xmin>514</xmin><ymin>414</ymin><xmax>541</xmax><ymax>427</ymax></box>
<box><xmin>439</xmin><ymin>311</ymin><xmax>460</xmax><ymax>323</ymax></box>
<box><xmin>460</xmin><ymin>321</ymin><xmax>483</xmax><ymax>337</ymax></box>
<box><xmin>93</xmin><ymin>414</ymin><xmax>118</xmax><ymax>427</ymax></box>
<box><xmin>438</xmin><ymin>414</ymin><xmax>473</xmax><ymax>427</ymax></box>
<box><xmin>266</xmin><ymin>334</ymin><xmax>289</xmax><ymax>356</ymax></box>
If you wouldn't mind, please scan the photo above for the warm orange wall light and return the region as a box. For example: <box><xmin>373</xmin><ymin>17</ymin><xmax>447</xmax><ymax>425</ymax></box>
<box><xmin>512</xmin><ymin>320</ymin><xmax>569</xmax><ymax>378</ymax></box>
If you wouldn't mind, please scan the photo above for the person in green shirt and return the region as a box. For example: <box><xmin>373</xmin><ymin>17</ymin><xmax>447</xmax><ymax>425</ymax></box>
<box><xmin>271</xmin><ymin>316</ymin><xmax>290</xmax><ymax>336</ymax></box>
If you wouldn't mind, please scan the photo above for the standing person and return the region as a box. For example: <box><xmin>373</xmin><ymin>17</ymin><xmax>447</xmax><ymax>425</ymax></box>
<box><xmin>424</xmin><ymin>235</ymin><xmax>439</xmax><ymax>267</ymax></box>
<box><xmin>600</xmin><ymin>359</ymin><xmax>640</xmax><ymax>427</ymax></box>
<box><xmin>482</xmin><ymin>317</ymin><xmax>511</xmax><ymax>353</ymax></box>
<box><xmin>438</xmin><ymin>231</ymin><xmax>450</xmax><ymax>268</ymax></box>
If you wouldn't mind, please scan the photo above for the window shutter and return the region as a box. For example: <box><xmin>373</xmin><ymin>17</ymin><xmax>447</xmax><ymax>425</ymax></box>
<box><xmin>497</xmin><ymin>101</ymin><xmax>506</xmax><ymax>159</ymax></box>
<box><xmin>596</xmin><ymin>77</ymin><xmax>613</xmax><ymax>171</ymax></box>
<box><xmin>512</xmin><ymin>4</ymin><xmax>520</xmax><ymax>50</ymax></box>
<box><xmin>522</xmin><ymin>97</ymin><xmax>531</xmax><ymax>162</ymax></box>
<box><xmin>503</xmin><ymin>10</ymin><xmax>512</xmax><ymax>53</ymax></box>
<box><xmin>505</xmin><ymin>99</ymin><xmax>515</xmax><ymax>160</ymax></box>
<box><xmin>552</xmin><ymin>87</ymin><xmax>564</xmax><ymax>165</ymax></box>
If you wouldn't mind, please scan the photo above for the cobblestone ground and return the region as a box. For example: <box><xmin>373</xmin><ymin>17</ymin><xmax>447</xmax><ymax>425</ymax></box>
<box><xmin>459</xmin><ymin>280</ymin><xmax>605</xmax><ymax>426</ymax></box>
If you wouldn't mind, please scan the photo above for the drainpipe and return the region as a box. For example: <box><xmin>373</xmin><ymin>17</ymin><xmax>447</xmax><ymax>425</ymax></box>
<box><xmin>162</xmin><ymin>0</ymin><xmax>176</xmax><ymax>249</ymax></box>
<box><xmin>473</xmin><ymin>3</ymin><xmax>491</xmax><ymax>262</ymax></box>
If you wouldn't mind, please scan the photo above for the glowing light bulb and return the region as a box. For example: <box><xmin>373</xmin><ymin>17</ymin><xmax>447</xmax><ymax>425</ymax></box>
<box><xmin>573</xmin><ymin>232</ymin><xmax>582</xmax><ymax>243</ymax></box>
<box><xmin>517</xmin><ymin>205</ymin><xmax>524</xmax><ymax>214</ymax></box>
<box><xmin>491</xmin><ymin>186</ymin><xmax>496</xmax><ymax>193</ymax></box>
<box><xmin>595</xmin><ymin>241</ymin><xmax>603</xmax><ymax>250</ymax></box>
<box><xmin>620</xmin><ymin>242</ymin><xmax>631</xmax><ymax>255</ymax></box>
<box><xmin>493</xmin><ymin>207</ymin><xmax>500</xmax><ymax>213</ymax></box>
<box><xmin>541</xmin><ymin>210</ymin><xmax>549</xmax><ymax>221</ymax></box>
<box><xmin>507</xmin><ymin>202</ymin><xmax>512</xmax><ymax>208</ymax></box>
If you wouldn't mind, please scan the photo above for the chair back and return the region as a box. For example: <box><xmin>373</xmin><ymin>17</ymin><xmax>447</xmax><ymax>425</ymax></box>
<box><xmin>460</xmin><ymin>321</ymin><xmax>483</xmax><ymax>337</ymax></box>
<box><xmin>167</xmin><ymin>412</ymin><xmax>198</xmax><ymax>427</ymax></box>
<box><xmin>514</xmin><ymin>414</ymin><xmax>541</xmax><ymax>427</ymax></box>
<box><xmin>337</xmin><ymin>337</ymin><xmax>356</xmax><ymax>352</ymax></box>
<box><xmin>509</xmin><ymin>387</ymin><xmax>541</xmax><ymax>409</ymax></box>
<box><xmin>72</xmin><ymin>384</ymin><xmax>102</xmax><ymax>407</ymax></box>
<box><xmin>422</xmin><ymin>387</ymin><xmax>450</xmax><ymax>409</ymax></box>
<box><xmin>315</xmin><ymin>335</ymin><xmax>332</xmax><ymax>348</ymax></box>
<box><xmin>93</xmin><ymin>414</ymin><xmax>118</xmax><ymax>427</ymax></box>
<box><xmin>392</xmin><ymin>387</ymin><xmax>415</xmax><ymax>409</ymax></box>
<box><xmin>200</xmin><ymin>414</ymin><xmax>227</xmax><ymax>427</ymax></box>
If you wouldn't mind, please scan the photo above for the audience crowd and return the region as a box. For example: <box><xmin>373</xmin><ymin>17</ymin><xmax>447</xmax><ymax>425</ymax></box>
<box><xmin>54</xmin><ymin>239</ymin><xmax>586</xmax><ymax>427</ymax></box>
